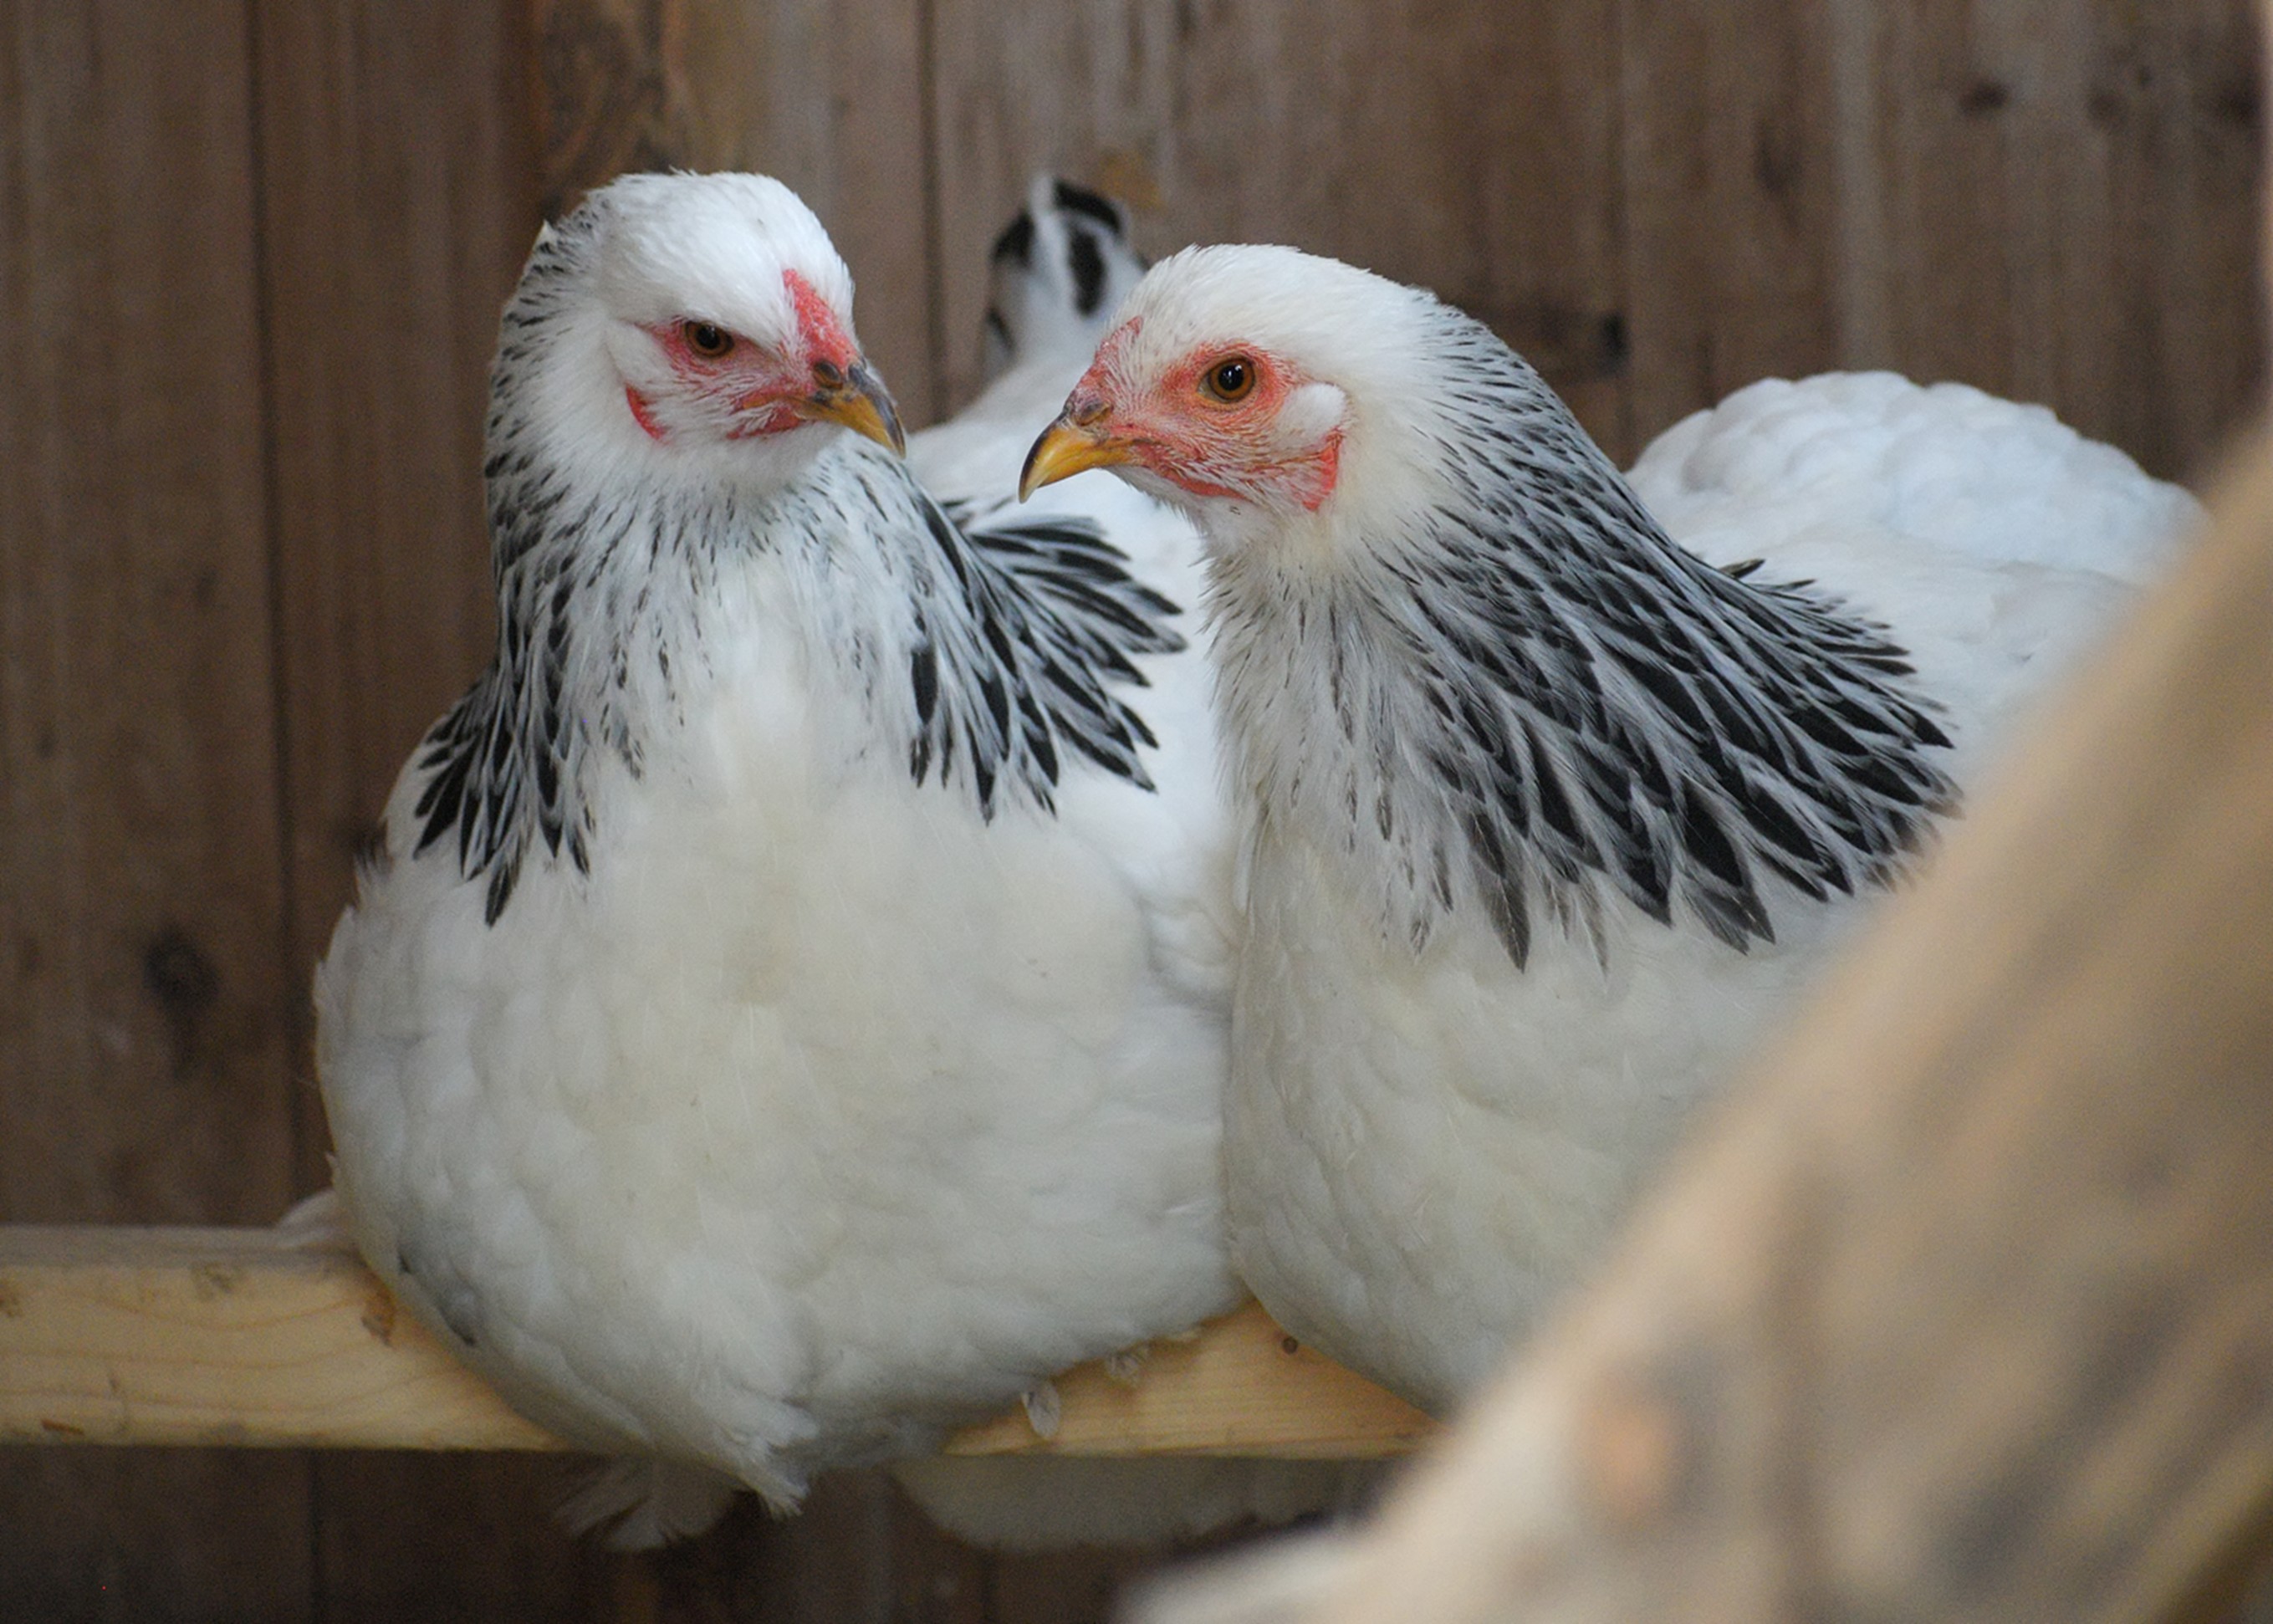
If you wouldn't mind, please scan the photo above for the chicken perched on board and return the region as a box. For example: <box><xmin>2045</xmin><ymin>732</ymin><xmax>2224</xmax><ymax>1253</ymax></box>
<box><xmin>891</xmin><ymin>179</ymin><xmax>1367</xmax><ymax>1548</ymax></box>
<box><xmin>315</xmin><ymin>173</ymin><xmax>1350</xmax><ymax>1550</ymax></box>
<box><xmin>1024</xmin><ymin>243</ymin><xmax>2198</xmax><ymax>1416</ymax></box>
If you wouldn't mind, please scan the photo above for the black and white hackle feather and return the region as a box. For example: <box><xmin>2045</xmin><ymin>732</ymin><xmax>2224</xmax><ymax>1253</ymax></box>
<box><xmin>410</xmin><ymin>196</ymin><xmax>1177</xmax><ymax>927</ymax></box>
<box><xmin>1280</xmin><ymin>318</ymin><xmax>1959</xmax><ymax>968</ymax></box>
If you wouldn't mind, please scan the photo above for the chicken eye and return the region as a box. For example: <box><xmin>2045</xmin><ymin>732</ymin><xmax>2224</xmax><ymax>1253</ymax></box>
<box><xmin>1203</xmin><ymin>355</ymin><xmax>1256</xmax><ymax>403</ymax></box>
<box><xmin>683</xmin><ymin>321</ymin><xmax>734</xmax><ymax>359</ymax></box>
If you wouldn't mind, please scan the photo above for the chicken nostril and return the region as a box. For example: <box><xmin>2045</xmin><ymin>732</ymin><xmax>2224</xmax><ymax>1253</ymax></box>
<box><xmin>1071</xmin><ymin>396</ymin><xmax>1111</xmax><ymax>428</ymax></box>
<box><xmin>812</xmin><ymin>359</ymin><xmax>845</xmax><ymax>390</ymax></box>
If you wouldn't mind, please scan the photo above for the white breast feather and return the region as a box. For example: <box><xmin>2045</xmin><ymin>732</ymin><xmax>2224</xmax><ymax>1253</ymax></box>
<box><xmin>319</xmin><ymin>537</ymin><xmax>1240</xmax><ymax>1500</ymax></box>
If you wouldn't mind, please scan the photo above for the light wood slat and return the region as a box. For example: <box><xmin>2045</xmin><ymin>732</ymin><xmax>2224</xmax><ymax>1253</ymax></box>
<box><xmin>942</xmin><ymin>1305</ymin><xmax>1430</xmax><ymax>1459</ymax></box>
<box><xmin>0</xmin><ymin>1226</ymin><xmax>1432</xmax><ymax>1459</ymax></box>
<box><xmin>0</xmin><ymin>1227</ymin><xmax>563</xmax><ymax>1453</ymax></box>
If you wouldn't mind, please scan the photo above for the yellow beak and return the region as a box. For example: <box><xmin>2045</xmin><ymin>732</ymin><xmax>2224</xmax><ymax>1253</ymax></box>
<box><xmin>794</xmin><ymin>361</ymin><xmax>907</xmax><ymax>456</ymax></box>
<box><xmin>1019</xmin><ymin>406</ymin><xmax>1136</xmax><ymax>501</ymax></box>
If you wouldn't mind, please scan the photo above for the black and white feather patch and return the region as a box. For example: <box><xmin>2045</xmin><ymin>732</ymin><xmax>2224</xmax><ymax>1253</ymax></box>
<box><xmin>901</xmin><ymin>490</ymin><xmax>1182</xmax><ymax>815</ymax></box>
<box><xmin>412</xmin><ymin>204</ymin><xmax>1182</xmax><ymax>924</ymax></box>
<box><xmin>1218</xmin><ymin>307</ymin><xmax>1956</xmax><ymax>970</ymax></box>
<box><xmin>1050</xmin><ymin>180</ymin><xmax>1126</xmax><ymax>235</ymax></box>
<box><xmin>1391</xmin><ymin>320</ymin><xmax>1953</xmax><ymax>963</ymax></box>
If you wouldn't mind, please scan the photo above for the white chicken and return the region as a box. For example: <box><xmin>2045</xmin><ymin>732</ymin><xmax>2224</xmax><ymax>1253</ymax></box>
<box><xmin>314</xmin><ymin>171</ymin><xmax>1265</xmax><ymax>1548</ymax></box>
<box><xmin>1022</xmin><ymin>244</ymin><xmax>2197</xmax><ymax>1412</ymax></box>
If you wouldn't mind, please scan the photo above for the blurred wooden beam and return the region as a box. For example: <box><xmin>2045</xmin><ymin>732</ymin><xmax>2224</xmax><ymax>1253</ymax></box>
<box><xmin>1138</xmin><ymin>428</ymin><xmax>2273</xmax><ymax>1624</ymax></box>
<box><xmin>0</xmin><ymin>1225</ymin><xmax>1429</xmax><ymax>1459</ymax></box>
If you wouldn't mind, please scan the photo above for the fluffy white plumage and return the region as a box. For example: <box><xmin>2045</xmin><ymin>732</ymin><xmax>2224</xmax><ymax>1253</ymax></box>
<box><xmin>315</xmin><ymin>173</ymin><xmax>1267</xmax><ymax>1546</ymax></box>
<box><xmin>1026</xmin><ymin>244</ymin><xmax>2199</xmax><ymax>1413</ymax></box>
<box><xmin>890</xmin><ymin>181</ymin><xmax>1368</xmax><ymax>1548</ymax></box>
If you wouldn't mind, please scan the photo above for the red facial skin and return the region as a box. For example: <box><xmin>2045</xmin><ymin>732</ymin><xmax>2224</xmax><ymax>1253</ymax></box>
<box><xmin>626</xmin><ymin>268</ymin><xmax>861</xmax><ymax>443</ymax></box>
<box><xmin>625</xmin><ymin>386</ymin><xmax>669</xmax><ymax>440</ymax></box>
<box><xmin>1069</xmin><ymin>324</ymin><xmax>1343</xmax><ymax>512</ymax></box>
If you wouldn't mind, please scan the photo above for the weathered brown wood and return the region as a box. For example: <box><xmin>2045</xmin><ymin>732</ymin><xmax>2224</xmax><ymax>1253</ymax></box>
<box><xmin>0</xmin><ymin>1</ymin><xmax>317</xmax><ymax>1614</ymax></box>
<box><xmin>308</xmin><ymin>1451</ymin><xmax>630</xmax><ymax>1624</ymax></box>
<box><xmin>0</xmin><ymin>3</ymin><xmax>297</xmax><ymax>1241</ymax></box>
<box><xmin>1847</xmin><ymin>0</ymin><xmax>2255</xmax><ymax>476</ymax></box>
<box><xmin>632</xmin><ymin>1473</ymin><xmax>1193</xmax><ymax>1624</ymax></box>
<box><xmin>256</xmin><ymin>0</ymin><xmax>543</xmax><ymax>1196</ymax></box>
<box><xmin>923</xmin><ymin>0</ymin><xmax>1635</xmax><ymax>452</ymax></box>
<box><xmin>0</xmin><ymin>1226</ymin><xmax>1430</xmax><ymax>1458</ymax></box>
<box><xmin>245</xmin><ymin>7</ymin><xmax>621</xmax><ymax>1617</ymax></box>
<box><xmin>1620</xmin><ymin>0</ymin><xmax>2265</xmax><ymax>473</ymax></box>
<box><xmin>533</xmin><ymin>0</ymin><xmax>937</xmax><ymax>420</ymax></box>
<box><xmin>1</xmin><ymin>3</ymin><xmax>2263</xmax><ymax>1618</ymax></box>
<box><xmin>1138</xmin><ymin>433</ymin><xmax>2273</xmax><ymax>1623</ymax></box>
<box><xmin>635</xmin><ymin>1473</ymin><xmax>989</xmax><ymax>1623</ymax></box>
<box><xmin>1616</xmin><ymin>0</ymin><xmax>1841</xmax><ymax>445</ymax></box>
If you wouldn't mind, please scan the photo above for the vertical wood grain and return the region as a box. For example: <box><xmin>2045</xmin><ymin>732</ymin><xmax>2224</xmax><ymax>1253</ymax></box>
<box><xmin>0</xmin><ymin>3</ymin><xmax>294</xmax><ymax>1228</ymax></box>
<box><xmin>637</xmin><ymin>1477</ymin><xmax>959</xmax><ymax>1623</ymax></box>
<box><xmin>1804</xmin><ymin>0</ymin><xmax>2260</xmax><ymax>477</ymax></box>
<box><xmin>0</xmin><ymin>2</ymin><xmax>2262</xmax><ymax>1619</ymax></box>
<box><xmin>306</xmin><ymin>1453</ymin><xmax>628</xmax><ymax>1624</ymax></box>
<box><xmin>247</xmin><ymin>3</ymin><xmax>646</xmax><ymax>1619</ymax></box>
<box><xmin>1617</xmin><ymin>0</ymin><xmax>1842</xmax><ymax>447</ymax></box>
<box><xmin>0</xmin><ymin>0</ymin><xmax>311</xmax><ymax>1613</ymax></box>
<box><xmin>924</xmin><ymin>0</ymin><xmax>1637</xmax><ymax>452</ymax></box>
<box><xmin>256</xmin><ymin>0</ymin><xmax>542</xmax><ymax>1190</ymax></box>
<box><xmin>1623</xmin><ymin>0</ymin><xmax>2270</xmax><ymax>468</ymax></box>
<box><xmin>2080</xmin><ymin>0</ymin><xmax>2262</xmax><ymax>474</ymax></box>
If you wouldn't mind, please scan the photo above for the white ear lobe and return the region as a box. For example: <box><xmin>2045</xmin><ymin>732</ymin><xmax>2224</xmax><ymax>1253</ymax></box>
<box><xmin>1280</xmin><ymin>381</ymin><xmax>1348</xmax><ymax>447</ymax></box>
<box><xmin>601</xmin><ymin>319</ymin><xmax>667</xmax><ymax>392</ymax></box>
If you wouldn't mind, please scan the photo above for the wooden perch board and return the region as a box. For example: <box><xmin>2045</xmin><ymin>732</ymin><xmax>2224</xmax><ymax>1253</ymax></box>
<box><xmin>1133</xmin><ymin>433</ymin><xmax>2273</xmax><ymax>1624</ymax></box>
<box><xmin>0</xmin><ymin>1224</ymin><xmax>1430</xmax><ymax>1458</ymax></box>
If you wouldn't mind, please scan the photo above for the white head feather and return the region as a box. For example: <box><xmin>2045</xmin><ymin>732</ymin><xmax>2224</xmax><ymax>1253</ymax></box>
<box><xmin>516</xmin><ymin>171</ymin><xmax>869</xmax><ymax>496</ymax></box>
<box><xmin>1080</xmin><ymin>244</ymin><xmax>1475</xmax><ymax>558</ymax></box>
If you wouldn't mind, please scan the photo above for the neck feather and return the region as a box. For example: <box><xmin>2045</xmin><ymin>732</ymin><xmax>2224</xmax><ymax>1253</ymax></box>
<box><xmin>1203</xmin><ymin>331</ymin><xmax>1954</xmax><ymax>968</ymax></box>
<box><xmin>411</xmin><ymin>241</ymin><xmax>1182</xmax><ymax>925</ymax></box>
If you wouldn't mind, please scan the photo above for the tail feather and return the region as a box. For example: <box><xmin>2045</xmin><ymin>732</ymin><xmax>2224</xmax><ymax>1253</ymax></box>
<box><xmin>558</xmin><ymin>1458</ymin><xmax>745</xmax><ymax>1550</ymax></box>
<box><xmin>982</xmin><ymin>174</ymin><xmax>1148</xmax><ymax>384</ymax></box>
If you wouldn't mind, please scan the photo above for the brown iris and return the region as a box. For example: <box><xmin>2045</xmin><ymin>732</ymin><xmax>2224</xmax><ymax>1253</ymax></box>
<box><xmin>1203</xmin><ymin>355</ymin><xmax>1256</xmax><ymax>403</ymax></box>
<box><xmin>684</xmin><ymin>320</ymin><xmax>734</xmax><ymax>358</ymax></box>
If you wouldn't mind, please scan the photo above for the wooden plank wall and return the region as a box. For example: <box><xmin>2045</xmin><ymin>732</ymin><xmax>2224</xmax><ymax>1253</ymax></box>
<box><xmin>0</xmin><ymin>0</ymin><xmax>2260</xmax><ymax>1618</ymax></box>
